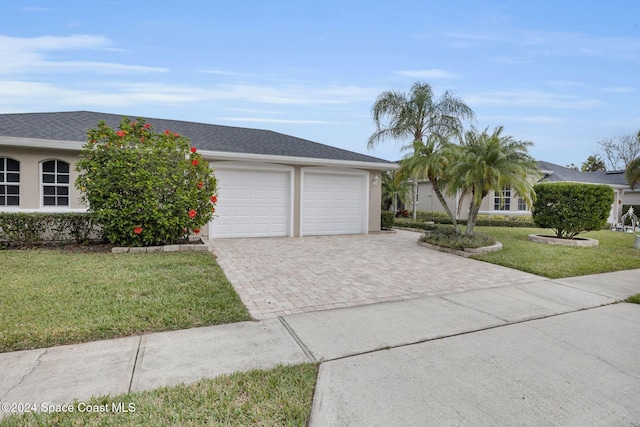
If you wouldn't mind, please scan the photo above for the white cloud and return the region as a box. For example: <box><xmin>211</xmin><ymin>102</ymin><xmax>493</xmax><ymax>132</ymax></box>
<box><xmin>447</xmin><ymin>29</ymin><xmax>640</xmax><ymax>61</ymax></box>
<box><xmin>0</xmin><ymin>34</ymin><xmax>166</xmax><ymax>75</ymax></box>
<box><xmin>479</xmin><ymin>114</ymin><xmax>566</xmax><ymax>125</ymax></box>
<box><xmin>216</xmin><ymin>117</ymin><xmax>332</xmax><ymax>124</ymax></box>
<box><xmin>488</xmin><ymin>56</ymin><xmax>533</xmax><ymax>65</ymax></box>
<box><xmin>397</xmin><ymin>69</ymin><xmax>459</xmax><ymax>79</ymax></box>
<box><xmin>466</xmin><ymin>90</ymin><xmax>601</xmax><ymax>109</ymax></box>
<box><xmin>546</xmin><ymin>80</ymin><xmax>636</xmax><ymax>94</ymax></box>
<box><xmin>0</xmin><ymin>79</ymin><xmax>380</xmax><ymax>111</ymax></box>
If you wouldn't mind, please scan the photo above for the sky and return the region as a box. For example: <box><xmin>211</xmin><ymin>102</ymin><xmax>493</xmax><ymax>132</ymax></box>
<box><xmin>1</xmin><ymin>0</ymin><xmax>639</xmax><ymax>168</ymax></box>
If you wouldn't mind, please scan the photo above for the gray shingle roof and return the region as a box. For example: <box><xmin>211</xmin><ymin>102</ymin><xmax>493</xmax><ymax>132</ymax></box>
<box><xmin>538</xmin><ymin>160</ymin><xmax>628</xmax><ymax>186</ymax></box>
<box><xmin>0</xmin><ymin>111</ymin><xmax>393</xmax><ymax>165</ymax></box>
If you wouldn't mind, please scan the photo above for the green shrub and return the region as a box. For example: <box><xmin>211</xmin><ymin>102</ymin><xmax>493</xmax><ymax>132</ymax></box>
<box><xmin>394</xmin><ymin>216</ymin><xmax>534</xmax><ymax>229</ymax></box>
<box><xmin>532</xmin><ymin>182</ymin><xmax>614</xmax><ymax>238</ymax></box>
<box><xmin>0</xmin><ymin>213</ymin><xmax>98</xmax><ymax>245</ymax></box>
<box><xmin>420</xmin><ymin>226</ymin><xmax>495</xmax><ymax>250</ymax></box>
<box><xmin>76</xmin><ymin>118</ymin><xmax>218</xmax><ymax>246</ymax></box>
<box><xmin>381</xmin><ymin>211</ymin><xmax>395</xmax><ymax>229</ymax></box>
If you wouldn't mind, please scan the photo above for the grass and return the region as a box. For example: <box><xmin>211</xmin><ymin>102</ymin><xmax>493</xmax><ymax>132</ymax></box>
<box><xmin>0</xmin><ymin>363</ymin><xmax>319</xmax><ymax>427</ymax></box>
<box><xmin>627</xmin><ymin>294</ymin><xmax>640</xmax><ymax>304</ymax></box>
<box><xmin>472</xmin><ymin>227</ymin><xmax>640</xmax><ymax>279</ymax></box>
<box><xmin>0</xmin><ymin>250</ymin><xmax>251</xmax><ymax>352</ymax></box>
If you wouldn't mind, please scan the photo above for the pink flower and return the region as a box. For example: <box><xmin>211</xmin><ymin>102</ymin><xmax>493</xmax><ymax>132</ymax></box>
<box><xmin>143</xmin><ymin>123</ymin><xmax>151</xmax><ymax>129</ymax></box>
<box><xmin>211</xmin><ymin>195</ymin><xmax>217</xmax><ymax>203</ymax></box>
<box><xmin>190</xmin><ymin>147</ymin><xmax>197</xmax><ymax>153</ymax></box>
<box><xmin>191</xmin><ymin>159</ymin><xmax>199</xmax><ymax>167</ymax></box>
<box><xmin>173</xmin><ymin>132</ymin><xmax>179</xmax><ymax>137</ymax></box>
<box><xmin>133</xmin><ymin>227</ymin><xmax>143</xmax><ymax>234</ymax></box>
<box><xmin>188</xmin><ymin>209</ymin><xmax>197</xmax><ymax>218</ymax></box>
<box><xmin>164</xmin><ymin>129</ymin><xmax>170</xmax><ymax>135</ymax></box>
<box><xmin>116</xmin><ymin>131</ymin><xmax>126</xmax><ymax>137</ymax></box>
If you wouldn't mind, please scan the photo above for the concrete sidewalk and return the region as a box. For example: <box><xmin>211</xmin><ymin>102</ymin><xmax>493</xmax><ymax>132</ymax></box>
<box><xmin>1</xmin><ymin>269</ymin><xmax>639</xmax><ymax>424</ymax></box>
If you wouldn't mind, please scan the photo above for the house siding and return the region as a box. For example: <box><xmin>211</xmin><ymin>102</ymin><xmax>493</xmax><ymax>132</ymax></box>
<box><xmin>0</xmin><ymin>146</ymin><xmax>84</xmax><ymax>210</ymax></box>
<box><xmin>1</xmin><ymin>147</ymin><xmax>383</xmax><ymax>239</ymax></box>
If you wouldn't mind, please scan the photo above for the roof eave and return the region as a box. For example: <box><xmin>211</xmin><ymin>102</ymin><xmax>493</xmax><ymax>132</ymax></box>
<box><xmin>0</xmin><ymin>136</ymin><xmax>84</xmax><ymax>150</ymax></box>
<box><xmin>0</xmin><ymin>136</ymin><xmax>398</xmax><ymax>170</ymax></box>
<box><xmin>199</xmin><ymin>149</ymin><xmax>398</xmax><ymax>170</ymax></box>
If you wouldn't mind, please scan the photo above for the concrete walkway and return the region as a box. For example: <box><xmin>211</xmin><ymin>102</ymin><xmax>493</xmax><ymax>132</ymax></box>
<box><xmin>210</xmin><ymin>230</ymin><xmax>542</xmax><ymax>319</ymax></box>
<box><xmin>1</xmin><ymin>268</ymin><xmax>639</xmax><ymax>424</ymax></box>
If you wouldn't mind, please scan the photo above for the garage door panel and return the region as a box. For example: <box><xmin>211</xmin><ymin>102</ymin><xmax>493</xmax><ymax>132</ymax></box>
<box><xmin>211</xmin><ymin>165</ymin><xmax>291</xmax><ymax>238</ymax></box>
<box><xmin>302</xmin><ymin>171</ymin><xmax>366</xmax><ymax>236</ymax></box>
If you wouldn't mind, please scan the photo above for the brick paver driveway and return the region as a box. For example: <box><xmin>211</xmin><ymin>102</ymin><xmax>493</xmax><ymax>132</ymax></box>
<box><xmin>209</xmin><ymin>229</ymin><xmax>542</xmax><ymax>320</ymax></box>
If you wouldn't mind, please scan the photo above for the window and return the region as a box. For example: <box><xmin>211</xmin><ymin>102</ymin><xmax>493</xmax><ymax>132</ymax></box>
<box><xmin>42</xmin><ymin>160</ymin><xmax>70</xmax><ymax>206</ymax></box>
<box><xmin>0</xmin><ymin>157</ymin><xmax>20</xmax><ymax>206</ymax></box>
<box><xmin>494</xmin><ymin>187</ymin><xmax>511</xmax><ymax>211</ymax></box>
<box><xmin>517</xmin><ymin>197</ymin><xmax>527</xmax><ymax>211</ymax></box>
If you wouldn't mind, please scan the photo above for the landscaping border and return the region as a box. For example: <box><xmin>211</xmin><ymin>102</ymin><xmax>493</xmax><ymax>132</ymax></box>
<box><xmin>417</xmin><ymin>240</ymin><xmax>503</xmax><ymax>258</ymax></box>
<box><xmin>527</xmin><ymin>234</ymin><xmax>599</xmax><ymax>247</ymax></box>
<box><xmin>112</xmin><ymin>238</ymin><xmax>212</xmax><ymax>253</ymax></box>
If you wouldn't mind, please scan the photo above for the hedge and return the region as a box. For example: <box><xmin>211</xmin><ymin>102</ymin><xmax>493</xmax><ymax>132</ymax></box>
<box><xmin>396</xmin><ymin>213</ymin><xmax>535</xmax><ymax>229</ymax></box>
<box><xmin>0</xmin><ymin>213</ymin><xmax>99</xmax><ymax>245</ymax></box>
<box><xmin>381</xmin><ymin>211</ymin><xmax>395</xmax><ymax>229</ymax></box>
<box><xmin>532</xmin><ymin>182</ymin><xmax>613</xmax><ymax>238</ymax></box>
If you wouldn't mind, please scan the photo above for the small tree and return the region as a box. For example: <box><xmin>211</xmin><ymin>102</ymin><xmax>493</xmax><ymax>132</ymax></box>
<box><xmin>447</xmin><ymin>126</ymin><xmax>539</xmax><ymax>235</ymax></box>
<box><xmin>531</xmin><ymin>183</ymin><xmax>613</xmax><ymax>238</ymax></box>
<box><xmin>581</xmin><ymin>154</ymin><xmax>606</xmax><ymax>172</ymax></box>
<box><xmin>75</xmin><ymin>118</ymin><xmax>218</xmax><ymax>246</ymax></box>
<box><xmin>597</xmin><ymin>132</ymin><xmax>640</xmax><ymax>170</ymax></box>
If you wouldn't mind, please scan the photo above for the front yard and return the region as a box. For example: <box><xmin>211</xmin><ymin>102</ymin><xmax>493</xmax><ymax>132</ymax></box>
<box><xmin>0</xmin><ymin>249</ymin><xmax>320</xmax><ymax>426</ymax></box>
<box><xmin>0</xmin><ymin>363</ymin><xmax>318</xmax><ymax>427</ymax></box>
<box><xmin>473</xmin><ymin>227</ymin><xmax>640</xmax><ymax>279</ymax></box>
<box><xmin>0</xmin><ymin>250</ymin><xmax>251</xmax><ymax>352</ymax></box>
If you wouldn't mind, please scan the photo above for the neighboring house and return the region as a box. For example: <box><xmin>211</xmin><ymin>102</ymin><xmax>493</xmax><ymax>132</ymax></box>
<box><xmin>407</xmin><ymin>161</ymin><xmax>640</xmax><ymax>224</ymax></box>
<box><xmin>0</xmin><ymin>111</ymin><xmax>397</xmax><ymax>239</ymax></box>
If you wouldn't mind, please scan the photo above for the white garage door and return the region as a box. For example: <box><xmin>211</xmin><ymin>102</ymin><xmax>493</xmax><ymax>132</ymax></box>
<box><xmin>302</xmin><ymin>169</ymin><xmax>368</xmax><ymax>236</ymax></box>
<box><xmin>210</xmin><ymin>163</ymin><xmax>292</xmax><ymax>238</ymax></box>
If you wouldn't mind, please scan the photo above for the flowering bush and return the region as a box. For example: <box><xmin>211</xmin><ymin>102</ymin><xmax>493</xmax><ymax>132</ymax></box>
<box><xmin>75</xmin><ymin>118</ymin><xmax>217</xmax><ymax>246</ymax></box>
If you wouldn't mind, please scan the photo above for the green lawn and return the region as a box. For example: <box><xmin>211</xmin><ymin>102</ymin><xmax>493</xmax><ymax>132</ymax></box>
<box><xmin>473</xmin><ymin>227</ymin><xmax>640</xmax><ymax>278</ymax></box>
<box><xmin>0</xmin><ymin>250</ymin><xmax>251</xmax><ymax>352</ymax></box>
<box><xmin>0</xmin><ymin>363</ymin><xmax>318</xmax><ymax>427</ymax></box>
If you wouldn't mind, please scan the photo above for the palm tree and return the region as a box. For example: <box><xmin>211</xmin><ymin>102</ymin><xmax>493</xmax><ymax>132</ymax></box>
<box><xmin>381</xmin><ymin>170</ymin><xmax>410</xmax><ymax>213</ymax></box>
<box><xmin>626</xmin><ymin>157</ymin><xmax>640</xmax><ymax>189</ymax></box>
<box><xmin>367</xmin><ymin>81</ymin><xmax>475</xmax><ymax>221</ymax></box>
<box><xmin>447</xmin><ymin>126</ymin><xmax>539</xmax><ymax>235</ymax></box>
<box><xmin>396</xmin><ymin>134</ymin><xmax>459</xmax><ymax>229</ymax></box>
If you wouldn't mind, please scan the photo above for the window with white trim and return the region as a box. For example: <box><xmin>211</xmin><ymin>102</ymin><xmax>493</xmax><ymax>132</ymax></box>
<box><xmin>517</xmin><ymin>196</ymin><xmax>527</xmax><ymax>211</ymax></box>
<box><xmin>0</xmin><ymin>157</ymin><xmax>20</xmax><ymax>206</ymax></box>
<box><xmin>494</xmin><ymin>186</ymin><xmax>511</xmax><ymax>211</ymax></box>
<box><xmin>42</xmin><ymin>160</ymin><xmax>70</xmax><ymax>206</ymax></box>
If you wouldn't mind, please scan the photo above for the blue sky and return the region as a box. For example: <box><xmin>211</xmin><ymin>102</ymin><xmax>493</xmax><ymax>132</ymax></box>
<box><xmin>2</xmin><ymin>0</ymin><xmax>639</xmax><ymax>167</ymax></box>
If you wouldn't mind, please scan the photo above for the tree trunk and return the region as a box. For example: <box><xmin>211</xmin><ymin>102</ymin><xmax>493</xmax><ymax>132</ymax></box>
<box><xmin>465</xmin><ymin>190</ymin><xmax>486</xmax><ymax>235</ymax></box>
<box><xmin>412</xmin><ymin>178</ymin><xmax>418</xmax><ymax>221</ymax></box>
<box><xmin>431</xmin><ymin>178</ymin><xmax>458</xmax><ymax>232</ymax></box>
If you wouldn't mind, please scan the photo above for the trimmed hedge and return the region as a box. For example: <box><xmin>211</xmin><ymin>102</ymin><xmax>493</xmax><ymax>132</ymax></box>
<box><xmin>0</xmin><ymin>213</ymin><xmax>99</xmax><ymax>245</ymax></box>
<box><xmin>381</xmin><ymin>211</ymin><xmax>395</xmax><ymax>230</ymax></box>
<box><xmin>394</xmin><ymin>211</ymin><xmax>535</xmax><ymax>229</ymax></box>
<box><xmin>532</xmin><ymin>182</ymin><xmax>614</xmax><ymax>238</ymax></box>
